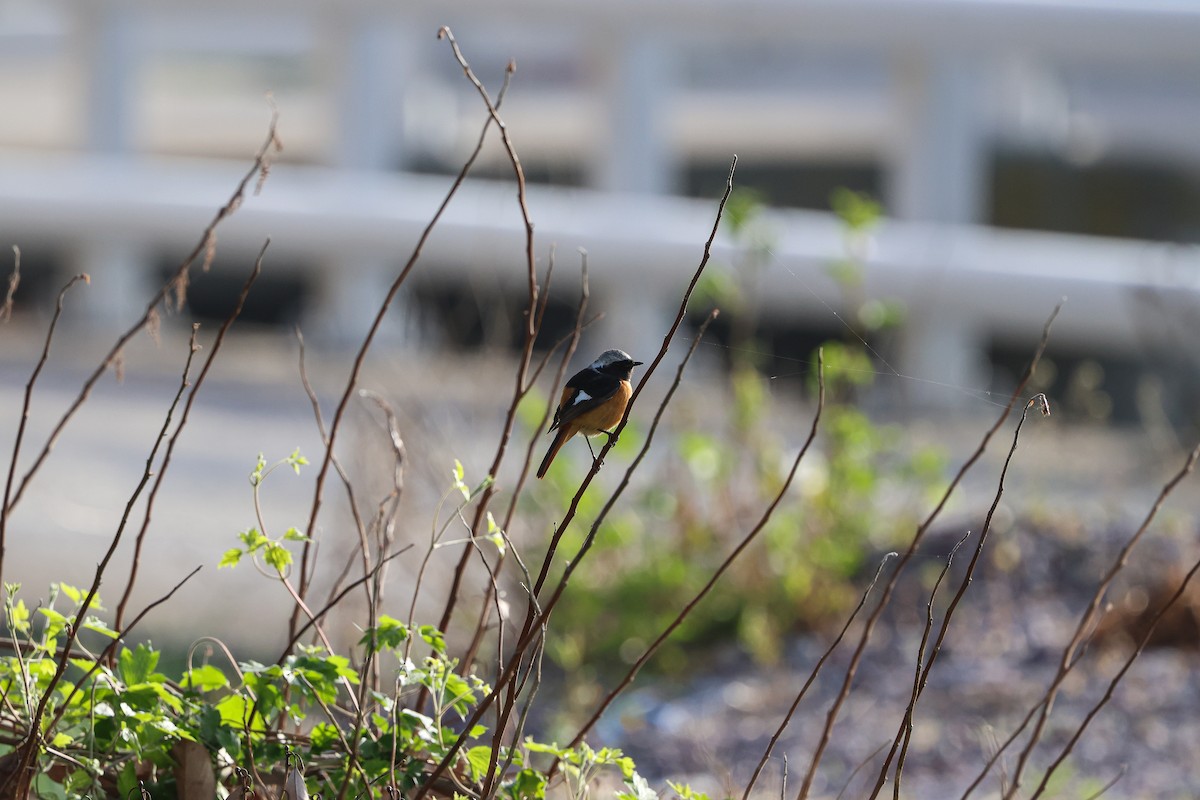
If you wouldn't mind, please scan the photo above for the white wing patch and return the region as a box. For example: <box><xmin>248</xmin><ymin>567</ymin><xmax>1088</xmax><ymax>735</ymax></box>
<box><xmin>570</xmin><ymin>390</ymin><xmax>592</xmax><ymax>406</ymax></box>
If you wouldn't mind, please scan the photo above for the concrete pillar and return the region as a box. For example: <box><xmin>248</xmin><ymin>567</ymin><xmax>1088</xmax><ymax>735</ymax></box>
<box><xmin>597</xmin><ymin>287</ymin><xmax>667</xmax><ymax>367</ymax></box>
<box><xmin>887</xmin><ymin>54</ymin><xmax>989</xmax><ymax>224</ymax></box>
<box><xmin>69</xmin><ymin>240</ymin><xmax>154</xmax><ymax>330</ymax></box>
<box><xmin>887</xmin><ymin>54</ymin><xmax>991</xmax><ymax>405</ymax></box>
<box><xmin>307</xmin><ymin>259</ymin><xmax>409</xmax><ymax>348</ymax></box>
<box><xmin>589</xmin><ymin>29</ymin><xmax>677</xmax><ymax>195</ymax></box>
<box><xmin>322</xmin><ymin>10</ymin><xmax>413</xmax><ymax>171</ymax></box>
<box><xmin>897</xmin><ymin>303</ymin><xmax>989</xmax><ymax>411</ymax></box>
<box><xmin>76</xmin><ymin>6</ymin><xmax>139</xmax><ymax>154</ymax></box>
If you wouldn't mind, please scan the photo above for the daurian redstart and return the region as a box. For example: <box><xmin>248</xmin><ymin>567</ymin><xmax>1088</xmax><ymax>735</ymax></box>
<box><xmin>536</xmin><ymin>349</ymin><xmax>643</xmax><ymax>479</ymax></box>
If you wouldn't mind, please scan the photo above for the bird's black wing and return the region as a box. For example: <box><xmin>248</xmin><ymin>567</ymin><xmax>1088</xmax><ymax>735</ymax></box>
<box><xmin>549</xmin><ymin>367</ymin><xmax>620</xmax><ymax>431</ymax></box>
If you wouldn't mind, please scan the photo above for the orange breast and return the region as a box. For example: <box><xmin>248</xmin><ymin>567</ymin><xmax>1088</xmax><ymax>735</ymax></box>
<box><xmin>575</xmin><ymin>380</ymin><xmax>632</xmax><ymax>435</ymax></box>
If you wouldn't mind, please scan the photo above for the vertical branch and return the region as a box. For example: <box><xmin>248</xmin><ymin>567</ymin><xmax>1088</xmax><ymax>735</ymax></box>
<box><xmin>565</xmin><ymin>314</ymin><xmax>804</xmax><ymax>756</ymax></box>
<box><xmin>0</xmin><ymin>273</ymin><xmax>89</xmax><ymax>586</ymax></box>
<box><xmin>742</xmin><ymin>551</ymin><xmax>896</xmax><ymax>800</ymax></box>
<box><xmin>459</xmin><ymin>254</ymin><xmax>588</xmax><ymax>675</ymax></box>
<box><xmin>413</xmin><ymin>156</ymin><xmax>738</xmax><ymax>800</ymax></box>
<box><xmin>0</xmin><ymin>245</ymin><xmax>19</xmax><ymax>322</ymax></box>
<box><xmin>294</xmin><ymin>327</ymin><xmax>375</xmax><ymax>636</ymax></box>
<box><xmin>3</xmin><ymin>114</ymin><xmax>280</xmax><ymax>518</ymax></box>
<box><xmin>297</xmin><ymin>29</ymin><xmax>517</xmax><ymax>641</ymax></box>
<box><xmin>998</xmin><ymin>441</ymin><xmax>1200</xmax><ymax>800</ymax></box>
<box><xmin>794</xmin><ymin>302</ymin><xmax>1061</xmax><ymax>800</ymax></box>
<box><xmin>433</xmin><ymin>29</ymin><xmax>542</xmax><ymax>638</ymax></box>
<box><xmin>113</xmin><ymin>240</ymin><xmax>268</xmax><ymax>632</ymax></box>
<box><xmin>888</xmin><ymin>533</ymin><xmax>971</xmax><ymax>799</ymax></box>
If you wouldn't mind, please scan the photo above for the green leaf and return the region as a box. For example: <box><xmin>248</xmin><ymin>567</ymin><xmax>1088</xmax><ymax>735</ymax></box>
<box><xmin>523</xmin><ymin>739</ymin><xmax>568</xmax><ymax>759</ymax></box>
<box><xmin>82</xmin><ymin>616</ymin><xmax>119</xmax><ymax>639</ymax></box>
<box><xmin>181</xmin><ymin>664</ymin><xmax>228</xmax><ymax>693</ymax></box>
<box><xmin>618</xmin><ymin>772</ymin><xmax>658</xmax><ymax>800</ymax></box>
<box><xmin>7</xmin><ymin>598</ymin><xmax>29</xmax><ymax>633</ymax></box>
<box><xmin>465</xmin><ymin>745</ymin><xmax>494</xmax><ymax>782</ymax></box>
<box><xmin>509</xmin><ymin>768</ymin><xmax>546</xmax><ymax>800</ymax></box>
<box><xmin>360</xmin><ymin>615</ymin><xmax>409</xmax><ymax>653</ymax></box>
<box><xmin>263</xmin><ymin>542</ymin><xmax>293</xmax><ymax>573</ymax></box>
<box><xmin>419</xmin><ymin>625</ymin><xmax>446</xmax><ymax>653</ymax></box>
<box><xmin>288</xmin><ymin>448</ymin><xmax>309</xmax><ymax>473</ymax></box>
<box><xmin>57</xmin><ymin>583</ymin><xmax>84</xmax><ymax>606</ymax></box>
<box><xmin>668</xmin><ymin>783</ymin><xmax>711</xmax><ymax>800</ymax></box>
<box><xmin>238</xmin><ymin>527</ymin><xmax>268</xmax><ymax>549</ymax></box>
<box><xmin>215</xmin><ymin>694</ymin><xmax>253</xmax><ymax>729</ymax></box>
<box><xmin>39</xmin><ymin>608</ymin><xmax>70</xmax><ymax>640</ymax></box>
<box><xmin>118</xmin><ymin>643</ymin><xmax>160</xmax><ymax>686</ymax></box>
<box><xmin>452</xmin><ymin>459</ymin><xmax>470</xmax><ymax>500</ymax></box>
<box><xmin>116</xmin><ymin>760</ymin><xmax>139</xmax><ymax>799</ymax></box>
<box><xmin>830</xmin><ymin>187</ymin><xmax>881</xmax><ymax>232</ymax></box>
<box><xmin>310</xmin><ymin>722</ymin><xmax>339</xmax><ymax>752</ymax></box>
<box><xmin>219</xmin><ymin>548</ymin><xmax>244</xmax><ymax>568</ymax></box>
<box><xmin>283</xmin><ymin>527</ymin><xmax>309</xmax><ymax>542</ymax></box>
<box><xmin>485</xmin><ymin>512</ymin><xmax>506</xmax><ymax>555</ymax></box>
<box><xmin>250</xmin><ymin>453</ymin><xmax>266</xmax><ymax>485</ymax></box>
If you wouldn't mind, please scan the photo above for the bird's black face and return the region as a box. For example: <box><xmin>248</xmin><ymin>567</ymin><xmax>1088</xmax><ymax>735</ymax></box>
<box><xmin>596</xmin><ymin>357</ymin><xmax>642</xmax><ymax>380</ymax></box>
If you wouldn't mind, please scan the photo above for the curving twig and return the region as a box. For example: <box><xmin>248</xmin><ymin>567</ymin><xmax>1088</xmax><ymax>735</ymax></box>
<box><xmin>114</xmin><ymin>240</ymin><xmax>269</xmax><ymax>631</ymax></box>
<box><xmin>566</xmin><ymin>311</ymin><xmax>804</xmax><ymax>757</ymax></box>
<box><xmin>0</xmin><ymin>245</ymin><xmax>19</xmax><ymax>322</ymax></box>
<box><xmin>743</xmin><ymin>550</ymin><xmax>895</xmax><ymax>800</ymax></box>
<box><xmin>433</xmin><ymin>28</ymin><xmax>541</xmax><ymax>640</ymax></box>
<box><xmin>3</xmin><ymin>113</ymin><xmax>280</xmax><ymax>519</ymax></box>
<box><xmin>0</xmin><ymin>273</ymin><xmax>89</xmax><ymax>586</ymax></box>
<box><xmin>795</xmin><ymin>302</ymin><xmax>1062</xmax><ymax>800</ymax></box>
<box><xmin>414</xmin><ymin>155</ymin><xmax>739</xmax><ymax>800</ymax></box>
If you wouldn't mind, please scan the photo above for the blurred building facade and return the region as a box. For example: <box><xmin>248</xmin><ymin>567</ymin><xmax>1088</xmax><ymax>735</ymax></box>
<box><xmin>2</xmin><ymin>0</ymin><xmax>1200</xmax><ymax>417</ymax></box>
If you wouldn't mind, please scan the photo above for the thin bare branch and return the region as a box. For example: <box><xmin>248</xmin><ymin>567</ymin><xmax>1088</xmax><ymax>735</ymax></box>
<box><xmin>4</xmin><ymin>112</ymin><xmax>280</xmax><ymax>517</ymax></box>
<box><xmin>299</xmin><ymin>28</ymin><xmax>516</xmax><ymax>643</ymax></box>
<box><xmin>414</xmin><ymin>155</ymin><xmax>740</xmax><ymax>800</ymax></box>
<box><xmin>796</xmin><ymin>302</ymin><xmax>1062</xmax><ymax>800</ymax></box>
<box><xmin>114</xmin><ymin>240</ymin><xmax>268</xmax><ymax>631</ymax></box>
<box><xmin>0</xmin><ymin>246</ymin><xmax>19</xmax><ymax>322</ymax></box>
<box><xmin>961</xmin><ymin>440</ymin><xmax>1200</xmax><ymax>799</ymax></box>
<box><xmin>744</xmin><ymin>550</ymin><xmax>895</xmax><ymax>800</ymax></box>
<box><xmin>0</xmin><ymin>273</ymin><xmax>89</xmax><ymax>585</ymax></box>
<box><xmin>433</xmin><ymin>33</ymin><xmax>539</xmax><ymax>639</ymax></box>
<box><xmin>566</xmin><ymin>310</ymin><xmax>798</xmax><ymax>754</ymax></box>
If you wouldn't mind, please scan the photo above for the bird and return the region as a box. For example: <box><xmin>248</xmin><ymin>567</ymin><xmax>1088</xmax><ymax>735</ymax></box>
<box><xmin>536</xmin><ymin>349</ymin><xmax>643</xmax><ymax>479</ymax></box>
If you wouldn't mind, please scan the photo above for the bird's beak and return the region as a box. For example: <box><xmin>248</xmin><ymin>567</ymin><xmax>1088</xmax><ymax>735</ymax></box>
<box><xmin>633</xmin><ymin>361</ymin><xmax>644</xmax><ymax>366</ymax></box>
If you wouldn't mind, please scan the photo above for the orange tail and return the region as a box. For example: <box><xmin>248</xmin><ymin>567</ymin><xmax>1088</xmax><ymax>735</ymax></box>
<box><xmin>537</xmin><ymin>427</ymin><xmax>573</xmax><ymax>479</ymax></box>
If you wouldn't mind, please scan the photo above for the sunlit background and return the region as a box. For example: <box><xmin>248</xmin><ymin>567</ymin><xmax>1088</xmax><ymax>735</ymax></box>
<box><xmin>3</xmin><ymin>1</ymin><xmax>1200</xmax><ymax>412</ymax></box>
<box><xmin>3</xmin><ymin>1</ymin><xmax>1200</xmax><ymax>795</ymax></box>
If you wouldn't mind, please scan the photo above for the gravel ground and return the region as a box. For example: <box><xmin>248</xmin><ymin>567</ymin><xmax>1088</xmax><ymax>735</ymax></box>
<box><xmin>600</xmin><ymin>519</ymin><xmax>1200</xmax><ymax>800</ymax></box>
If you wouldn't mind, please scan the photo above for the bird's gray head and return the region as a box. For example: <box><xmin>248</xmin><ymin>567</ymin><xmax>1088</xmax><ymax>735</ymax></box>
<box><xmin>592</xmin><ymin>347</ymin><xmax>648</xmax><ymax>376</ymax></box>
<box><xmin>591</xmin><ymin>349</ymin><xmax>641</xmax><ymax>369</ymax></box>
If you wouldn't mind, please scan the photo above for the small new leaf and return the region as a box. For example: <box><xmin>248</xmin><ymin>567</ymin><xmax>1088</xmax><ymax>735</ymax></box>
<box><xmin>287</xmin><ymin>448</ymin><xmax>309</xmax><ymax>474</ymax></box>
<box><xmin>263</xmin><ymin>542</ymin><xmax>293</xmax><ymax>573</ymax></box>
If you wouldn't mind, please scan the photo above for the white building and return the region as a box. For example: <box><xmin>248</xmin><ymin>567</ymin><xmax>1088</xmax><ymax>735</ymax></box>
<box><xmin>2</xmin><ymin>0</ymin><xmax>1200</xmax><ymax>416</ymax></box>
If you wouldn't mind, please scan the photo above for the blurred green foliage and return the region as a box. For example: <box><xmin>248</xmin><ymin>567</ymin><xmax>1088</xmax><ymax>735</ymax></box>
<box><xmin>530</xmin><ymin>187</ymin><xmax>946</xmax><ymax>688</ymax></box>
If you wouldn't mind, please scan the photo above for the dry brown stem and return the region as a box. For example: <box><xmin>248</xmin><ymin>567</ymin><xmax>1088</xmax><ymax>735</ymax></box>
<box><xmin>795</xmin><ymin>302</ymin><xmax>1061</xmax><ymax>800</ymax></box>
